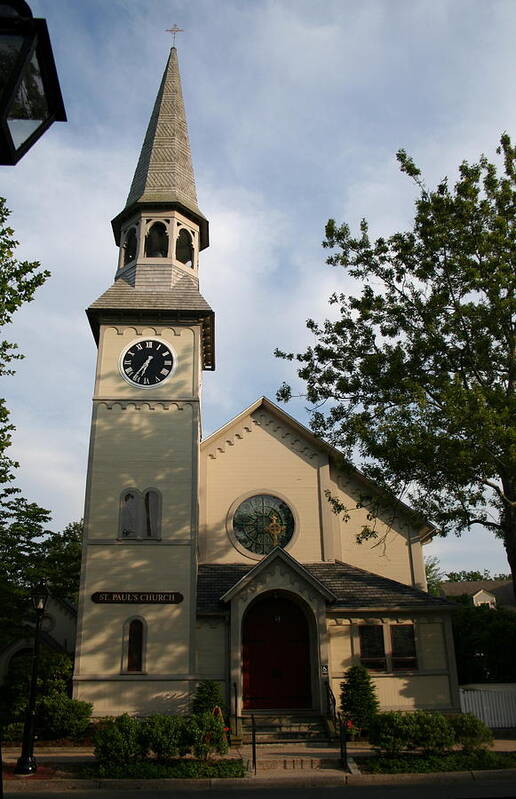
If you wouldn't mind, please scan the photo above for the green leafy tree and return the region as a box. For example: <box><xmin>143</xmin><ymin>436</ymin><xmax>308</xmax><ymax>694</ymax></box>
<box><xmin>0</xmin><ymin>197</ymin><xmax>52</xmax><ymax>646</ymax></box>
<box><xmin>451</xmin><ymin>604</ymin><xmax>516</xmax><ymax>682</ymax></box>
<box><xmin>425</xmin><ymin>556</ymin><xmax>445</xmax><ymax>595</ymax></box>
<box><xmin>276</xmin><ymin>135</ymin><xmax>516</xmax><ymax>594</ymax></box>
<box><xmin>340</xmin><ymin>664</ymin><xmax>379</xmax><ymax>734</ymax></box>
<box><xmin>446</xmin><ymin>569</ymin><xmax>511</xmax><ymax>581</ymax></box>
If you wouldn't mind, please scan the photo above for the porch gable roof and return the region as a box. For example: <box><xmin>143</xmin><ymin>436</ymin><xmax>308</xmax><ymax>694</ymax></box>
<box><xmin>219</xmin><ymin>547</ymin><xmax>336</xmax><ymax>604</ymax></box>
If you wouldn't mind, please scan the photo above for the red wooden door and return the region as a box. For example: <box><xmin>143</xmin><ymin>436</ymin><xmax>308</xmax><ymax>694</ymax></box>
<box><xmin>242</xmin><ymin>595</ymin><xmax>311</xmax><ymax>709</ymax></box>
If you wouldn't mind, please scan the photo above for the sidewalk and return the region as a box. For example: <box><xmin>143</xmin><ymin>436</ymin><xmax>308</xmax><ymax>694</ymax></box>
<box><xmin>2</xmin><ymin>738</ymin><xmax>516</xmax><ymax>791</ymax></box>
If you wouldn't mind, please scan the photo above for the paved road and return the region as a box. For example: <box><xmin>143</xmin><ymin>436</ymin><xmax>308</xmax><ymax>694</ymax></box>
<box><xmin>4</xmin><ymin>782</ymin><xmax>516</xmax><ymax>799</ymax></box>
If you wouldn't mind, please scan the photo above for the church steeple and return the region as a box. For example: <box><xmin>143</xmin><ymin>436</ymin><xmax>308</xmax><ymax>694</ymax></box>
<box><xmin>88</xmin><ymin>45</ymin><xmax>214</xmax><ymax>370</ymax></box>
<box><xmin>125</xmin><ymin>47</ymin><xmax>204</xmax><ymax>227</ymax></box>
<box><xmin>111</xmin><ymin>46</ymin><xmax>209</xmax><ymax>255</ymax></box>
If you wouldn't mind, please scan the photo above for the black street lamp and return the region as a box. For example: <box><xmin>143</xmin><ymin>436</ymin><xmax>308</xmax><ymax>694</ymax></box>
<box><xmin>14</xmin><ymin>580</ymin><xmax>49</xmax><ymax>775</ymax></box>
<box><xmin>0</xmin><ymin>0</ymin><xmax>66</xmax><ymax>165</ymax></box>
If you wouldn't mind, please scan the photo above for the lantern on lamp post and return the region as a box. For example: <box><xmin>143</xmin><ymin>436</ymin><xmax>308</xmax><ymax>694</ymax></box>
<box><xmin>14</xmin><ymin>580</ymin><xmax>49</xmax><ymax>775</ymax></box>
<box><xmin>0</xmin><ymin>0</ymin><xmax>66</xmax><ymax>165</ymax></box>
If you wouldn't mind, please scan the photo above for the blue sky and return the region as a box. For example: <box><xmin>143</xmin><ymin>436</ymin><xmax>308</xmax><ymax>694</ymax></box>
<box><xmin>2</xmin><ymin>0</ymin><xmax>515</xmax><ymax>576</ymax></box>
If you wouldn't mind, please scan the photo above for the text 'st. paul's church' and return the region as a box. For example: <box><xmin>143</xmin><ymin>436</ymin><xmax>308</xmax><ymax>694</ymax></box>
<box><xmin>73</xmin><ymin>48</ymin><xmax>460</xmax><ymax>718</ymax></box>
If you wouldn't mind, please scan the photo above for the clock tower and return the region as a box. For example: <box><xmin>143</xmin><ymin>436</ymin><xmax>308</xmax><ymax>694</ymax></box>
<box><xmin>73</xmin><ymin>47</ymin><xmax>214</xmax><ymax>715</ymax></box>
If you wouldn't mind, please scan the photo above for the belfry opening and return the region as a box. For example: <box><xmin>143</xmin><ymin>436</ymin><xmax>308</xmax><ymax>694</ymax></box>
<box><xmin>242</xmin><ymin>593</ymin><xmax>312</xmax><ymax>710</ymax></box>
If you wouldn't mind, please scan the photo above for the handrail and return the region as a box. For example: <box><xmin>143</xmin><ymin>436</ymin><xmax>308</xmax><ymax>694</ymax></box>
<box><xmin>326</xmin><ymin>678</ymin><xmax>337</xmax><ymax>727</ymax></box>
<box><xmin>233</xmin><ymin>681</ymin><xmax>237</xmax><ymax>740</ymax></box>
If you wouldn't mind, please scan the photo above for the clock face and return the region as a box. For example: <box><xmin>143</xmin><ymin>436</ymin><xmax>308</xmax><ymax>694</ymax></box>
<box><xmin>120</xmin><ymin>339</ymin><xmax>174</xmax><ymax>388</ymax></box>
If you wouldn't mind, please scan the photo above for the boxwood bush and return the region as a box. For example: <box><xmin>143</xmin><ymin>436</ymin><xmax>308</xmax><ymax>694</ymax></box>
<box><xmin>447</xmin><ymin>712</ymin><xmax>493</xmax><ymax>751</ymax></box>
<box><xmin>368</xmin><ymin>711</ymin><xmax>416</xmax><ymax>755</ymax></box>
<box><xmin>94</xmin><ymin>711</ymin><xmax>228</xmax><ymax>767</ymax></box>
<box><xmin>410</xmin><ymin>710</ymin><xmax>455</xmax><ymax>754</ymax></box>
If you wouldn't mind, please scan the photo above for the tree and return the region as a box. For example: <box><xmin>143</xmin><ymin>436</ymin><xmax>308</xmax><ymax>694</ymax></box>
<box><xmin>446</xmin><ymin>569</ymin><xmax>511</xmax><ymax>582</ymax></box>
<box><xmin>451</xmin><ymin>604</ymin><xmax>516</xmax><ymax>683</ymax></box>
<box><xmin>340</xmin><ymin>664</ymin><xmax>379</xmax><ymax>735</ymax></box>
<box><xmin>424</xmin><ymin>556</ymin><xmax>445</xmax><ymax>595</ymax></box>
<box><xmin>276</xmin><ymin>135</ymin><xmax>516</xmax><ymax>594</ymax></box>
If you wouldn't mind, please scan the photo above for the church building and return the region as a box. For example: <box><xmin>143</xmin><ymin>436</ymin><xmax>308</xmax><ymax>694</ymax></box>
<box><xmin>73</xmin><ymin>47</ymin><xmax>459</xmax><ymax>719</ymax></box>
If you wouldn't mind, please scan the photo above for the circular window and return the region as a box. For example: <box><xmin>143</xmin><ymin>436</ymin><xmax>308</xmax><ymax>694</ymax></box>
<box><xmin>233</xmin><ymin>494</ymin><xmax>295</xmax><ymax>555</ymax></box>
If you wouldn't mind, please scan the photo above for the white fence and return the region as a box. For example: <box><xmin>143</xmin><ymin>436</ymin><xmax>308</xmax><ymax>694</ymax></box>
<box><xmin>460</xmin><ymin>687</ymin><xmax>516</xmax><ymax>728</ymax></box>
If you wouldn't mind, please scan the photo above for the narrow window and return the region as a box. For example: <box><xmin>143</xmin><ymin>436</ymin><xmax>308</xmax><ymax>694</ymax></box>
<box><xmin>391</xmin><ymin>625</ymin><xmax>417</xmax><ymax>671</ymax></box>
<box><xmin>145</xmin><ymin>222</ymin><xmax>168</xmax><ymax>257</ymax></box>
<box><xmin>121</xmin><ymin>491</ymin><xmax>139</xmax><ymax>537</ymax></box>
<box><xmin>144</xmin><ymin>490</ymin><xmax>159</xmax><ymax>537</ymax></box>
<box><xmin>359</xmin><ymin>625</ymin><xmax>386</xmax><ymax>671</ymax></box>
<box><xmin>175</xmin><ymin>228</ymin><xmax>193</xmax><ymax>266</ymax></box>
<box><xmin>127</xmin><ymin>619</ymin><xmax>143</xmax><ymax>671</ymax></box>
<box><xmin>124</xmin><ymin>228</ymin><xmax>137</xmax><ymax>264</ymax></box>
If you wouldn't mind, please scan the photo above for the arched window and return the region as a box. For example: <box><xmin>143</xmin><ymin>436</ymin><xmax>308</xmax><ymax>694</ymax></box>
<box><xmin>121</xmin><ymin>490</ymin><xmax>139</xmax><ymax>537</ymax></box>
<box><xmin>119</xmin><ymin>488</ymin><xmax>161</xmax><ymax>539</ymax></box>
<box><xmin>124</xmin><ymin>227</ymin><xmax>137</xmax><ymax>264</ymax></box>
<box><xmin>145</xmin><ymin>222</ymin><xmax>168</xmax><ymax>257</ymax></box>
<box><xmin>127</xmin><ymin>619</ymin><xmax>144</xmax><ymax>672</ymax></box>
<box><xmin>175</xmin><ymin>228</ymin><xmax>193</xmax><ymax>266</ymax></box>
<box><xmin>144</xmin><ymin>490</ymin><xmax>160</xmax><ymax>537</ymax></box>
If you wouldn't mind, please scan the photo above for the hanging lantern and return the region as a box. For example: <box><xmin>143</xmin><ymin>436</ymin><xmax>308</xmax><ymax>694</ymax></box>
<box><xmin>0</xmin><ymin>0</ymin><xmax>66</xmax><ymax>165</ymax></box>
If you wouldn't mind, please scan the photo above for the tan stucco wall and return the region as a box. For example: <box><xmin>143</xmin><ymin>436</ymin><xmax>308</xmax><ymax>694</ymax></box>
<box><xmin>200</xmin><ymin>406</ymin><xmax>424</xmax><ymax>588</ymax></box>
<box><xmin>328</xmin><ymin>615</ymin><xmax>456</xmax><ymax>711</ymax></box>
<box><xmin>201</xmin><ymin>412</ymin><xmax>324</xmax><ymax>564</ymax></box>
<box><xmin>74</xmin><ymin>322</ymin><xmax>202</xmax><ymax>714</ymax></box>
<box><xmin>75</xmin><ymin>679</ymin><xmax>191</xmax><ymax>716</ymax></box>
<box><xmin>196</xmin><ymin>618</ymin><xmax>226</xmax><ymax>676</ymax></box>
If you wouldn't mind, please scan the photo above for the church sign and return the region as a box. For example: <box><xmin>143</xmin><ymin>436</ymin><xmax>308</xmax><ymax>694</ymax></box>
<box><xmin>91</xmin><ymin>591</ymin><xmax>183</xmax><ymax>604</ymax></box>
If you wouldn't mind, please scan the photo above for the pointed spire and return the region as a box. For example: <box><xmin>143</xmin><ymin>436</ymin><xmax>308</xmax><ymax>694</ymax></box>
<box><xmin>113</xmin><ymin>47</ymin><xmax>208</xmax><ymax>249</ymax></box>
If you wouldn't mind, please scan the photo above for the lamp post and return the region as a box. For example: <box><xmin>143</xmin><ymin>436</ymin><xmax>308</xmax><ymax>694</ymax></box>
<box><xmin>0</xmin><ymin>0</ymin><xmax>66</xmax><ymax>165</ymax></box>
<box><xmin>14</xmin><ymin>580</ymin><xmax>49</xmax><ymax>775</ymax></box>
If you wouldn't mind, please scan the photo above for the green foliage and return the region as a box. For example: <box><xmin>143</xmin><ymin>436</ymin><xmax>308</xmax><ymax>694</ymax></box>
<box><xmin>142</xmin><ymin>714</ymin><xmax>189</xmax><ymax>759</ymax></box>
<box><xmin>0</xmin><ymin>649</ymin><xmax>73</xmax><ymax>722</ymax></box>
<box><xmin>275</xmin><ymin>135</ymin><xmax>516</xmax><ymax>588</ymax></box>
<box><xmin>361</xmin><ymin>750</ymin><xmax>516</xmax><ymax>774</ymax></box>
<box><xmin>447</xmin><ymin>713</ymin><xmax>493</xmax><ymax>751</ymax></box>
<box><xmin>369</xmin><ymin>710</ymin><xmax>492</xmax><ymax>757</ymax></box>
<box><xmin>368</xmin><ymin>711</ymin><xmax>416</xmax><ymax>755</ymax></box>
<box><xmin>191</xmin><ymin>680</ymin><xmax>226</xmax><ymax>716</ymax></box>
<box><xmin>188</xmin><ymin>712</ymin><xmax>228</xmax><ymax>760</ymax></box>
<box><xmin>2</xmin><ymin>721</ymin><xmax>24</xmax><ymax>742</ymax></box>
<box><xmin>85</xmin><ymin>758</ymin><xmax>245</xmax><ymax>779</ymax></box>
<box><xmin>94</xmin><ymin>712</ymin><xmax>228</xmax><ymax>768</ymax></box>
<box><xmin>425</xmin><ymin>556</ymin><xmax>445</xmax><ymax>595</ymax></box>
<box><xmin>38</xmin><ymin>693</ymin><xmax>92</xmax><ymax>741</ymax></box>
<box><xmin>451</xmin><ymin>604</ymin><xmax>516</xmax><ymax>682</ymax></box>
<box><xmin>446</xmin><ymin>569</ymin><xmax>511</xmax><ymax>581</ymax></box>
<box><xmin>94</xmin><ymin>714</ymin><xmax>149</xmax><ymax>767</ymax></box>
<box><xmin>340</xmin><ymin>664</ymin><xmax>379</xmax><ymax>733</ymax></box>
<box><xmin>410</xmin><ymin>710</ymin><xmax>455</xmax><ymax>753</ymax></box>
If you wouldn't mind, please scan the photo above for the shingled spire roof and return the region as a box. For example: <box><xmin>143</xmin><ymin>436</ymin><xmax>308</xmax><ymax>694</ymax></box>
<box><xmin>112</xmin><ymin>47</ymin><xmax>208</xmax><ymax>249</ymax></box>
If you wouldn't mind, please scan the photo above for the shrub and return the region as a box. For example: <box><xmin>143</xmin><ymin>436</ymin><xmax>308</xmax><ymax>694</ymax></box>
<box><xmin>340</xmin><ymin>665</ymin><xmax>379</xmax><ymax>734</ymax></box>
<box><xmin>142</xmin><ymin>714</ymin><xmax>189</xmax><ymax>759</ymax></box>
<box><xmin>368</xmin><ymin>711</ymin><xmax>416</xmax><ymax>755</ymax></box>
<box><xmin>0</xmin><ymin>650</ymin><xmax>73</xmax><ymax>722</ymax></box>
<box><xmin>2</xmin><ymin>721</ymin><xmax>24</xmax><ymax>742</ymax></box>
<box><xmin>447</xmin><ymin>713</ymin><xmax>493</xmax><ymax>751</ymax></box>
<box><xmin>410</xmin><ymin>710</ymin><xmax>455</xmax><ymax>753</ymax></box>
<box><xmin>191</xmin><ymin>680</ymin><xmax>225</xmax><ymax>716</ymax></box>
<box><xmin>38</xmin><ymin>692</ymin><xmax>92</xmax><ymax>741</ymax></box>
<box><xmin>188</xmin><ymin>712</ymin><xmax>228</xmax><ymax>760</ymax></box>
<box><xmin>94</xmin><ymin>714</ymin><xmax>148</xmax><ymax>767</ymax></box>
<box><xmin>84</xmin><ymin>758</ymin><xmax>245</xmax><ymax>779</ymax></box>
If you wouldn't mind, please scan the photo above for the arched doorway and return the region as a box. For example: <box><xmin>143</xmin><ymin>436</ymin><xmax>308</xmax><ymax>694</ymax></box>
<box><xmin>242</xmin><ymin>594</ymin><xmax>312</xmax><ymax>710</ymax></box>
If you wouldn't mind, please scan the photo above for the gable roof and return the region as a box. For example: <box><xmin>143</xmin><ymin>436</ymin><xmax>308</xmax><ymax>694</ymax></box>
<box><xmin>197</xmin><ymin>558</ymin><xmax>451</xmax><ymax>615</ymax></box>
<box><xmin>220</xmin><ymin>547</ymin><xmax>336</xmax><ymax>603</ymax></box>
<box><xmin>202</xmin><ymin>396</ymin><xmax>436</xmax><ymax>541</ymax></box>
<box><xmin>441</xmin><ymin>580</ymin><xmax>515</xmax><ymax>608</ymax></box>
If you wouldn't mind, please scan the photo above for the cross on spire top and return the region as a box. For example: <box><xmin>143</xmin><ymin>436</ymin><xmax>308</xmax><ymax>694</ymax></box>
<box><xmin>165</xmin><ymin>25</ymin><xmax>184</xmax><ymax>46</ymax></box>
